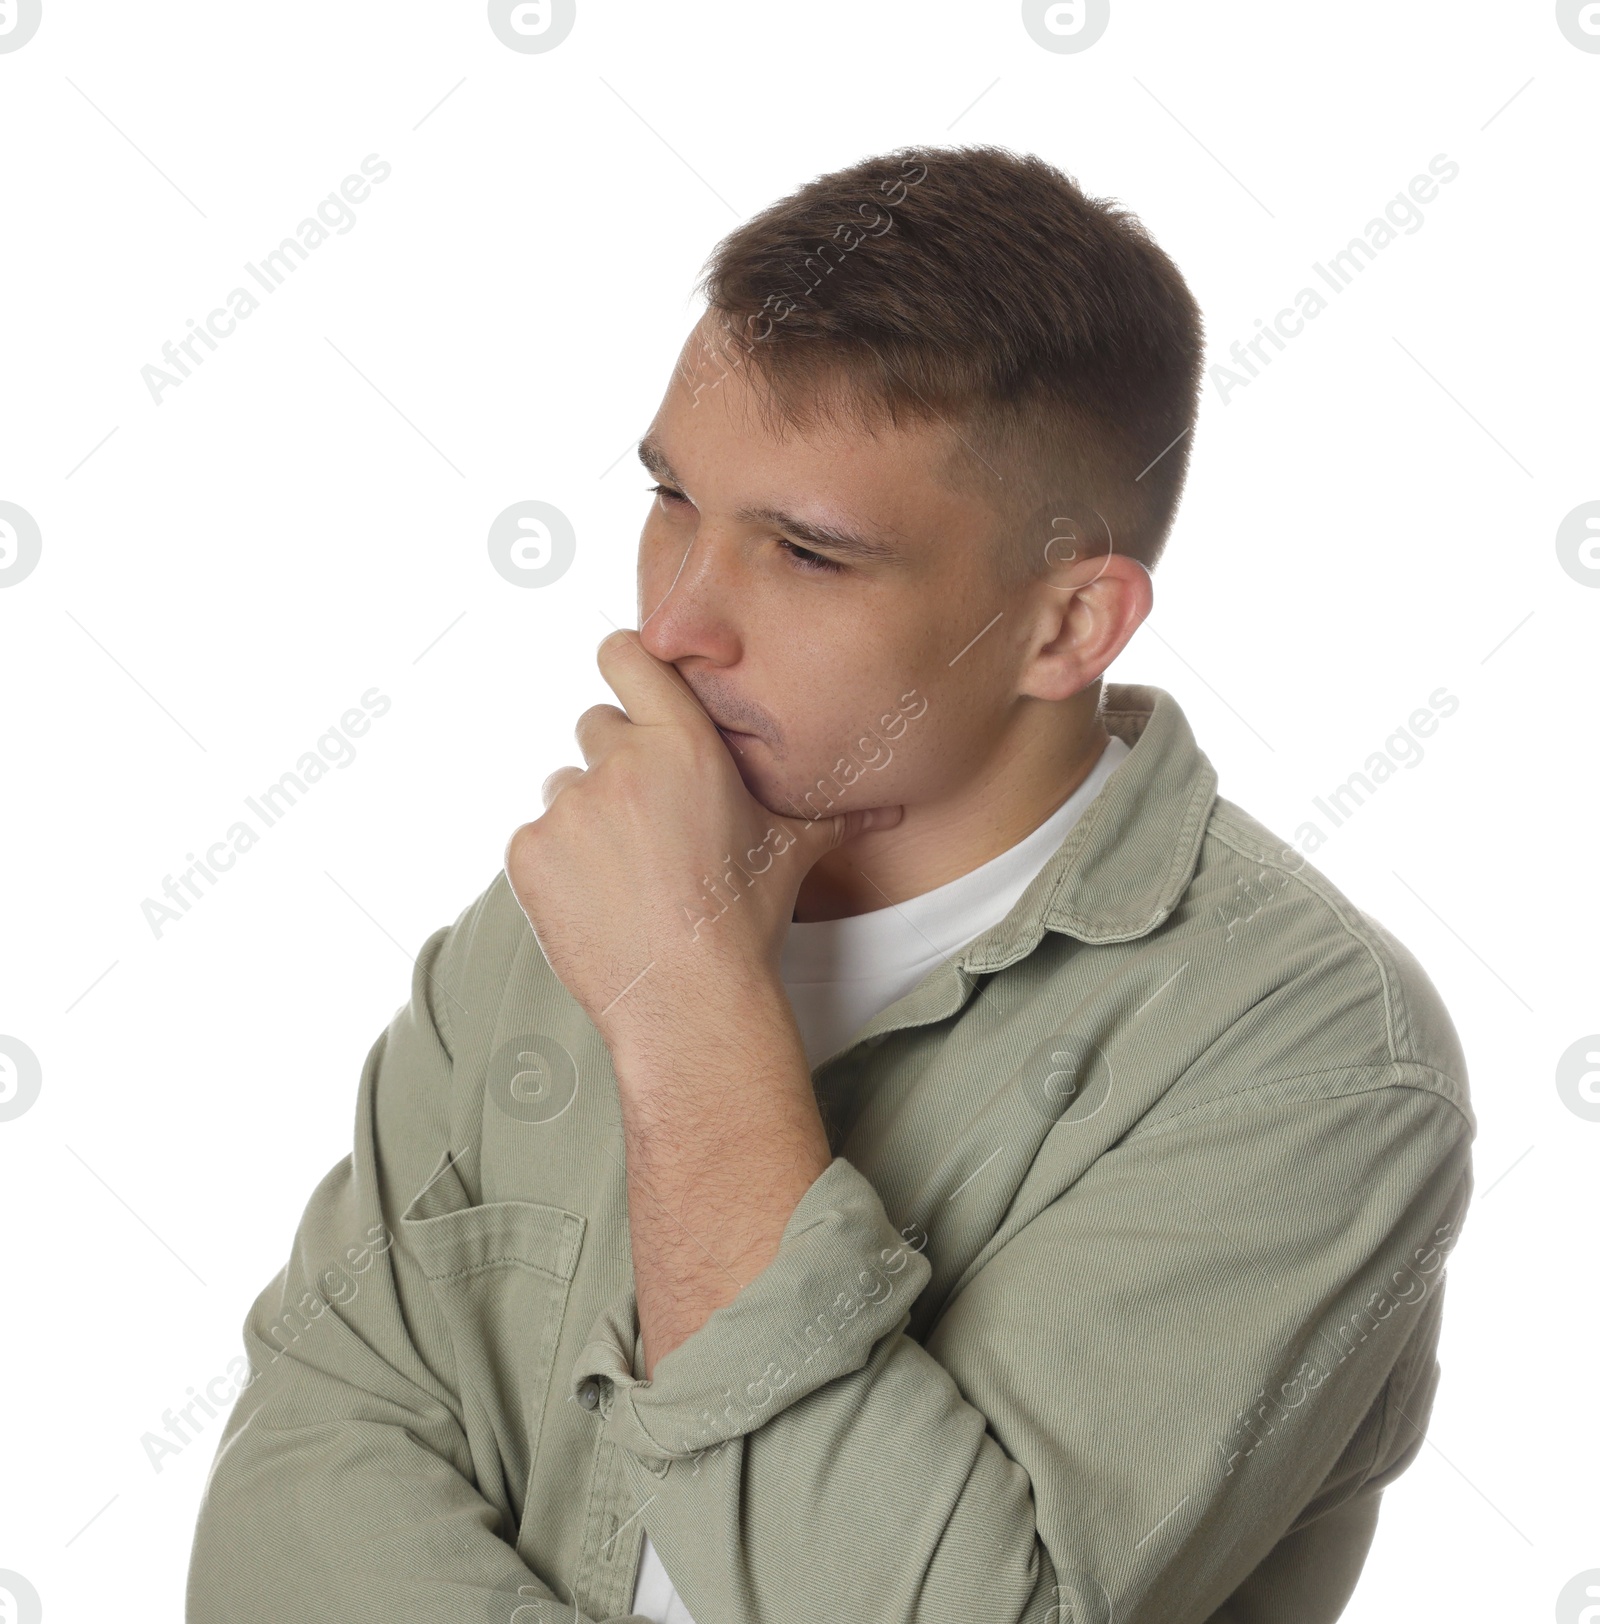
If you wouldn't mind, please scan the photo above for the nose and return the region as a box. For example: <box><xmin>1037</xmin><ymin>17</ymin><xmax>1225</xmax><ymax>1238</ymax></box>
<box><xmin>637</xmin><ymin>524</ymin><xmax>743</xmax><ymax>668</ymax></box>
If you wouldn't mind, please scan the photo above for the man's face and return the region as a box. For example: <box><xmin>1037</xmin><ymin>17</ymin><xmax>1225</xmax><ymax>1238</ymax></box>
<box><xmin>635</xmin><ymin>315</ymin><xmax>1032</xmax><ymax>825</ymax></box>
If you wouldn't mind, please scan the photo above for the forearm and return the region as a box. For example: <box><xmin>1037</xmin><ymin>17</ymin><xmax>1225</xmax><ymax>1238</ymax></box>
<box><xmin>567</xmin><ymin>1152</ymin><xmax>1053</xmax><ymax>1624</ymax></box>
<box><xmin>571</xmin><ymin>1086</ymin><xmax>1472</xmax><ymax>1624</ymax></box>
<box><xmin>608</xmin><ymin>977</ymin><xmax>832</xmax><ymax>1379</ymax></box>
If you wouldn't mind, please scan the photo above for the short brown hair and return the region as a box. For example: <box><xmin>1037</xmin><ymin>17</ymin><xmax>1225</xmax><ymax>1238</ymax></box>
<box><xmin>689</xmin><ymin>144</ymin><xmax>1204</xmax><ymax>581</ymax></box>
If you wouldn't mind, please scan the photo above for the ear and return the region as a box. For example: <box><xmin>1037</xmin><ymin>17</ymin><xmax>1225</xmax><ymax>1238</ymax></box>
<box><xmin>1016</xmin><ymin>553</ymin><xmax>1153</xmax><ymax>702</ymax></box>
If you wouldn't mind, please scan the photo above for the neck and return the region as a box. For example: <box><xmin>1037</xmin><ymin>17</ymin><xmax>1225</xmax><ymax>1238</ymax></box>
<box><xmin>792</xmin><ymin>686</ymin><xmax>1111</xmax><ymax>923</ymax></box>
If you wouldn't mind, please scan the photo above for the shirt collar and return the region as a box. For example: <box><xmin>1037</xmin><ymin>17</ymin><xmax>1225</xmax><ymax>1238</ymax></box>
<box><xmin>817</xmin><ymin>683</ymin><xmax>1219</xmax><ymax>1063</ymax></box>
<box><xmin>958</xmin><ymin>682</ymin><xmax>1218</xmax><ymax>972</ymax></box>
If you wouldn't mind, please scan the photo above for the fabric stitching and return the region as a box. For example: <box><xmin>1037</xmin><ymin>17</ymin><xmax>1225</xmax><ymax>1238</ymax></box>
<box><xmin>426</xmin><ymin>1255</ymin><xmax>577</xmax><ymax>1286</ymax></box>
<box><xmin>1206</xmin><ymin>814</ymin><xmax>1407</xmax><ymax>1067</ymax></box>
<box><xmin>1124</xmin><ymin>1063</ymin><xmax>1472</xmax><ymax>1141</ymax></box>
<box><xmin>1043</xmin><ymin>757</ymin><xmax>1218</xmax><ymax>943</ymax></box>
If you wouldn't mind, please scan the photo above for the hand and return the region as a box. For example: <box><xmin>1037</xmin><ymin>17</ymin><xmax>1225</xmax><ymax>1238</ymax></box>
<box><xmin>503</xmin><ymin>629</ymin><xmax>901</xmax><ymax>1059</ymax></box>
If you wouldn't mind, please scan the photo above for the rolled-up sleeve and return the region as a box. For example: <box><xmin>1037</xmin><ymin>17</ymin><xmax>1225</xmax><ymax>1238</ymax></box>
<box><xmin>570</xmin><ymin>1072</ymin><xmax>1471</xmax><ymax>1624</ymax></box>
<box><xmin>571</xmin><ymin>1155</ymin><xmax>934</xmax><ymax>1463</ymax></box>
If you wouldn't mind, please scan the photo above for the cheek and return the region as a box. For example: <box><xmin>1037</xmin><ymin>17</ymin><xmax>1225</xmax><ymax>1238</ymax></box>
<box><xmin>849</xmin><ymin>727</ymin><xmax>894</xmax><ymax>772</ymax></box>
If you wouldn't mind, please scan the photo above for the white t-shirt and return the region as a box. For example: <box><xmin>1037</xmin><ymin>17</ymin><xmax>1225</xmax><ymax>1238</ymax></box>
<box><xmin>628</xmin><ymin>733</ymin><xmax>1131</xmax><ymax>1623</ymax></box>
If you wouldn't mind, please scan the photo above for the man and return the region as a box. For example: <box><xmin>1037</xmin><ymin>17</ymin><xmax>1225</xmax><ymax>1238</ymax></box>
<box><xmin>187</xmin><ymin>145</ymin><xmax>1473</xmax><ymax>1624</ymax></box>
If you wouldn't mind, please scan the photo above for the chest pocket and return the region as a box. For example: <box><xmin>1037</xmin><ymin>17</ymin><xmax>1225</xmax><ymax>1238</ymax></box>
<box><xmin>400</xmin><ymin>1148</ymin><xmax>586</xmax><ymax>1525</ymax></box>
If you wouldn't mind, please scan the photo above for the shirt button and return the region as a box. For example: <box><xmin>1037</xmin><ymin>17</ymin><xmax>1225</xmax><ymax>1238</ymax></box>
<box><xmin>576</xmin><ymin>1378</ymin><xmax>601</xmax><ymax>1410</ymax></box>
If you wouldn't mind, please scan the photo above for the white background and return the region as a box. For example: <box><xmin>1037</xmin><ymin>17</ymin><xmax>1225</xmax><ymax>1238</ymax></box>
<box><xmin>0</xmin><ymin>2</ymin><xmax>1594</xmax><ymax>1619</ymax></box>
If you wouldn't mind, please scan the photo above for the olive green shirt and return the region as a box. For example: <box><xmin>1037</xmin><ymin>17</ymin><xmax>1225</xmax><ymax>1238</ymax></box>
<box><xmin>186</xmin><ymin>681</ymin><xmax>1474</xmax><ymax>1624</ymax></box>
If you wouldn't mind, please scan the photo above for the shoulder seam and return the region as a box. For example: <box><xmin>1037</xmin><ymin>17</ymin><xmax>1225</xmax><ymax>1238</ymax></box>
<box><xmin>1125</xmin><ymin>1062</ymin><xmax>1474</xmax><ymax>1141</ymax></box>
<box><xmin>1205</xmin><ymin>811</ymin><xmax>1410</xmax><ymax>1069</ymax></box>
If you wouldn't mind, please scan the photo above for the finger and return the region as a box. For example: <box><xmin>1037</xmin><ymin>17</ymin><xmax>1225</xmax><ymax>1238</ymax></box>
<box><xmin>595</xmin><ymin>628</ymin><xmax>715</xmax><ymax>733</ymax></box>
<box><xmin>574</xmin><ymin>703</ymin><xmax>630</xmax><ymax>766</ymax></box>
<box><xmin>540</xmin><ymin>764</ymin><xmax>585</xmax><ymax>811</ymax></box>
<box><xmin>784</xmin><ymin>800</ymin><xmax>904</xmax><ymax>855</ymax></box>
<box><xmin>836</xmin><ymin>803</ymin><xmax>904</xmax><ymax>844</ymax></box>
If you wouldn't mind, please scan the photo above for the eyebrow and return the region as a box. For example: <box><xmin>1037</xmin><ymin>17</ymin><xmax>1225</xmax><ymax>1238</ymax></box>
<box><xmin>636</xmin><ymin>435</ymin><xmax>904</xmax><ymax>565</ymax></box>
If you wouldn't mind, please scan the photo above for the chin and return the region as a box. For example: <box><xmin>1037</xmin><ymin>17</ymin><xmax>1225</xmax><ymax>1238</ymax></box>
<box><xmin>724</xmin><ymin>739</ymin><xmax>867</xmax><ymax>826</ymax></box>
<box><xmin>736</xmin><ymin>768</ymin><xmax>813</xmax><ymax>826</ymax></box>
<box><xmin>742</xmin><ymin>775</ymin><xmax>796</xmax><ymax>822</ymax></box>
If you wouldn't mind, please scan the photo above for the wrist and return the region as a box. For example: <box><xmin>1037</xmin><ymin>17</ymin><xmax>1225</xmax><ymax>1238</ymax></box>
<box><xmin>599</xmin><ymin>961</ymin><xmax>795</xmax><ymax>1074</ymax></box>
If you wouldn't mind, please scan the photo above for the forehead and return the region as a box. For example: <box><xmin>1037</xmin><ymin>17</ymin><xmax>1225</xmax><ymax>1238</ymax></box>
<box><xmin>651</xmin><ymin>316</ymin><xmax>991</xmax><ymax>522</ymax></box>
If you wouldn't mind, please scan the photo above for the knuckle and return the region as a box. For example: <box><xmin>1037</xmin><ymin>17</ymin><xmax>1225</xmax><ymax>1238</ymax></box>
<box><xmin>504</xmin><ymin>819</ymin><xmax>544</xmax><ymax>873</ymax></box>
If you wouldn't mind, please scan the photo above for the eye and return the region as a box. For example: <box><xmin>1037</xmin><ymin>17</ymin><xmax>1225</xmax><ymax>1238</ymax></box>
<box><xmin>776</xmin><ymin>538</ymin><xmax>846</xmax><ymax>575</ymax></box>
<box><xmin>646</xmin><ymin>484</ymin><xmax>843</xmax><ymax>575</ymax></box>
